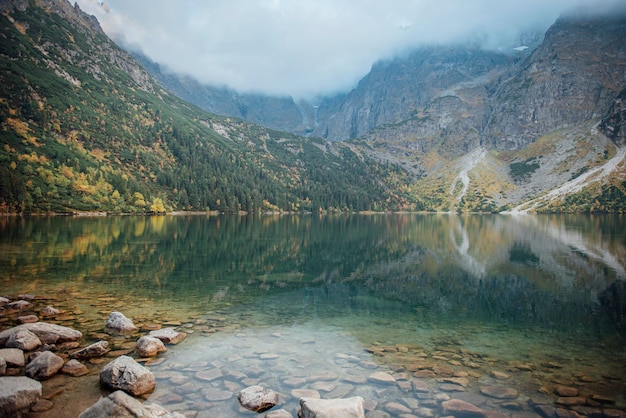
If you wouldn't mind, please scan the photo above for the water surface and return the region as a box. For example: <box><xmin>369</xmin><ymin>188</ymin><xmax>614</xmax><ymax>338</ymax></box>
<box><xmin>1</xmin><ymin>214</ymin><xmax>625</xmax><ymax>417</ymax></box>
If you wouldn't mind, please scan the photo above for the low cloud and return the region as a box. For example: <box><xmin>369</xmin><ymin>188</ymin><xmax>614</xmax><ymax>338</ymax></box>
<box><xmin>75</xmin><ymin>0</ymin><xmax>626</xmax><ymax>98</ymax></box>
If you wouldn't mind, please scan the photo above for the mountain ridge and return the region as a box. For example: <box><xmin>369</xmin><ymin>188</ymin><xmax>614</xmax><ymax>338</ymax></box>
<box><xmin>1</xmin><ymin>0</ymin><xmax>625</xmax><ymax>214</ymax></box>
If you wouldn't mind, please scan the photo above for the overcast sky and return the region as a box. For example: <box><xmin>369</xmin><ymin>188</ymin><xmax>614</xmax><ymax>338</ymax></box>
<box><xmin>75</xmin><ymin>0</ymin><xmax>625</xmax><ymax>99</ymax></box>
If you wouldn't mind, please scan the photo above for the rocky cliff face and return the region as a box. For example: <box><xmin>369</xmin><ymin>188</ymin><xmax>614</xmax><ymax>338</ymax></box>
<box><xmin>486</xmin><ymin>14</ymin><xmax>626</xmax><ymax>150</ymax></box>
<box><xmin>600</xmin><ymin>87</ymin><xmax>626</xmax><ymax>146</ymax></box>
<box><xmin>311</xmin><ymin>47</ymin><xmax>515</xmax><ymax>143</ymax></box>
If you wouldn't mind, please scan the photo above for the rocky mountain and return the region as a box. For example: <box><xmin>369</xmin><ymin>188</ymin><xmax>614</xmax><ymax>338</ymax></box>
<box><xmin>1</xmin><ymin>0</ymin><xmax>625</xmax><ymax>214</ymax></box>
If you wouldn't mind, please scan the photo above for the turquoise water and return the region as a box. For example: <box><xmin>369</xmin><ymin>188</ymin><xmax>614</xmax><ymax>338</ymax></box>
<box><xmin>1</xmin><ymin>214</ymin><xmax>625</xmax><ymax>416</ymax></box>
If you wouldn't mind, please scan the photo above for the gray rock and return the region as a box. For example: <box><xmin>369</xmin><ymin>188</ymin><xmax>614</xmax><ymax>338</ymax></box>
<box><xmin>0</xmin><ymin>296</ymin><xmax>9</xmax><ymax>306</ymax></box>
<box><xmin>0</xmin><ymin>348</ymin><xmax>25</xmax><ymax>367</ymax></box>
<box><xmin>25</xmin><ymin>351</ymin><xmax>64</xmax><ymax>380</ymax></box>
<box><xmin>6</xmin><ymin>329</ymin><xmax>42</xmax><ymax>351</ymax></box>
<box><xmin>0</xmin><ymin>376</ymin><xmax>42</xmax><ymax>417</ymax></box>
<box><xmin>136</xmin><ymin>336</ymin><xmax>166</xmax><ymax>358</ymax></box>
<box><xmin>0</xmin><ymin>357</ymin><xmax>6</xmax><ymax>376</ymax></box>
<box><xmin>100</xmin><ymin>355</ymin><xmax>155</xmax><ymax>396</ymax></box>
<box><xmin>299</xmin><ymin>396</ymin><xmax>365</xmax><ymax>418</ymax></box>
<box><xmin>441</xmin><ymin>399</ymin><xmax>485</xmax><ymax>417</ymax></box>
<box><xmin>70</xmin><ymin>341</ymin><xmax>110</xmax><ymax>359</ymax></box>
<box><xmin>148</xmin><ymin>327</ymin><xmax>186</xmax><ymax>344</ymax></box>
<box><xmin>105</xmin><ymin>312</ymin><xmax>137</xmax><ymax>334</ymax></box>
<box><xmin>238</xmin><ymin>385</ymin><xmax>280</xmax><ymax>413</ymax></box>
<box><xmin>78</xmin><ymin>390</ymin><xmax>184</xmax><ymax>418</ymax></box>
<box><xmin>0</xmin><ymin>322</ymin><xmax>82</xmax><ymax>346</ymax></box>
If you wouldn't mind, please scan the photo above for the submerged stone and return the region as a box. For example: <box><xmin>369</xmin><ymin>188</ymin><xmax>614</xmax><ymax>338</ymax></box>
<box><xmin>367</xmin><ymin>371</ymin><xmax>396</xmax><ymax>385</ymax></box>
<box><xmin>441</xmin><ymin>399</ymin><xmax>485</xmax><ymax>417</ymax></box>
<box><xmin>479</xmin><ymin>386</ymin><xmax>518</xmax><ymax>399</ymax></box>
<box><xmin>148</xmin><ymin>328</ymin><xmax>186</xmax><ymax>344</ymax></box>
<box><xmin>300</xmin><ymin>396</ymin><xmax>365</xmax><ymax>418</ymax></box>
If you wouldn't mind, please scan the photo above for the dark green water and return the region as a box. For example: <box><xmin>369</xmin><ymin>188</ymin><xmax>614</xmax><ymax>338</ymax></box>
<box><xmin>1</xmin><ymin>214</ymin><xmax>625</xmax><ymax>416</ymax></box>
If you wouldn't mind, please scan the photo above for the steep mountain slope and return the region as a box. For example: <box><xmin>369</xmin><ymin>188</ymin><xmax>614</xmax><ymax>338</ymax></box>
<box><xmin>486</xmin><ymin>13</ymin><xmax>626</xmax><ymax>150</ymax></box>
<box><xmin>0</xmin><ymin>0</ymin><xmax>408</xmax><ymax>214</ymax></box>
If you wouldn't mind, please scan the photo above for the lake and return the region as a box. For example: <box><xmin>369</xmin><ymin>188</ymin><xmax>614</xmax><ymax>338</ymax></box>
<box><xmin>1</xmin><ymin>214</ymin><xmax>625</xmax><ymax>417</ymax></box>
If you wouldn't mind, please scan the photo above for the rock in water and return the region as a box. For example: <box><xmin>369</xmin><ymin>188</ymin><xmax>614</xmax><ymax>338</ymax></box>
<box><xmin>0</xmin><ymin>322</ymin><xmax>82</xmax><ymax>346</ymax></box>
<box><xmin>100</xmin><ymin>355</ymin><xmax>155</xmax><ymax>396</ymax></box>
<box><xmin>136</xmin><ymin>336</ymin><xmax>166</xmax><ymax>358</ymax></box>
<box><xmin>238</xmin><ymin>385</ymin><xmax>280</xmax><ymax>412</ymax></box>
<box><xmin>78</xmin><ymin>390</ymin><xmax>184</xmax><ymax>418</ymax></box>
<box><xmin>70</xmin><ymin>341</ymin><xmax>110</xmax><ymax>359</ymax></box>
<box><xmin>0</xmin><ymin>348</ymin><xmax>25</xmax><ymax>367</ymax></box>
<box><xmin>25</xmin><ymin>351</ymin><xmax>64</xmax><ymax>380</ymax></box>
<box><xmin>148</xmin><ymin>328</ymin><xmax>186</xmax><ymax>344</ymax></box>
<box><xmin>105</xmin><ymin>312</ymin><xmax>137</xmax><ymax>334</ymax></box>
<box><xmin>299</xmin><ymin>396</ymin><xmax>366</xmax><ymax>418</ymax></box>
<box><xmin>6</xmin><ymin>329</ymin><xmax>42</xmax><ymax>351</ymax></box>
<box><xmin>0</xmin><ymin>376</ymin><xmax>42</xmax><ymax>417</ymax></box>
<box><xmin>40</xmin><ymin>306</ymin><xmax>61</xmax><ymax>317</ymax></box>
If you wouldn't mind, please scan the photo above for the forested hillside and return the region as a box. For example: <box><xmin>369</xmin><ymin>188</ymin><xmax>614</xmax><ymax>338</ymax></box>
<box><xmin>0</xmin><ymin>0</ymin><xmax>409</xmax><ymax>214</ymax></box>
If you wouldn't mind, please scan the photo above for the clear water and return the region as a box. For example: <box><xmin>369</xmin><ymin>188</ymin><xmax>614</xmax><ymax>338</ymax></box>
<box><xmin>1</xmin><ymin>214</ymin><xmax>625</xmax><ymax>417</ymax></box>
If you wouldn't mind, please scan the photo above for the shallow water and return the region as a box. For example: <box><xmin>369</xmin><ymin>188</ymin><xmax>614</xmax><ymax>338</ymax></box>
<box><xmin>1</xmin><ymin>214</ymin><xmax>625</xmax><ymax>417</ymax></box>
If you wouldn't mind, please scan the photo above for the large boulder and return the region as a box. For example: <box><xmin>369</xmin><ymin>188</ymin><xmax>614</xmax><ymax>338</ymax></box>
<box><xmin>0</xmin><ymin>376</ymin><xmax>42</xmax><ymax>418</ymax></box>
<box><xmin>100</xmin><ymin>355</ymin><xmax>155</xmax><ymax>396</ymax></box>
<box><xmin>70</xmin><ymin>341</ymin><xmax>110</xmax><ymax>360</ymax></box>
<box><xmin>78</xmin><ymin>390</ymin><xmax>184</xmax><ymax>418</ymax></box>
<box><xmin>136</xmin><ymin>336</ymin><xmax>166</xmax><ymax>358</ymax></box>
<box><xmin>299</xmin><ymin>396</ymin><xmax>365</xmax><ymax>418</ymax></box>
<box><xmin>105</xmin><ymin>312</ymin><xmax>137</xmax><ymax>334</ymax></box>
<box><xmin>25</xmin><ymin>351</ymin><xmax>64</xmax><ymax>380</ymax></box>
<box><xmin>148</xmin><ymin>328</ymin><xmax>186</xmax><ymax>344</ymax></box>
<box><xmin>6</xmin><ymin>329</ymin><xmax>42</xmax><ymax>351</ymax></box>
<box><xmin>0</xmin><ymin>322</ymin><xmax>82</xmax><ymax>346</ymax></box>
<box><xmin>238</xmin><ymin>385</ymin><xmax>280</xmax><ymax>413</ymax></box>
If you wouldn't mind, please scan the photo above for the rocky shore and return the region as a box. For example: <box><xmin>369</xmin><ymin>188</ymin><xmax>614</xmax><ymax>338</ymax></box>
<box><xmin>1</xmin><ymin>293</ymin><xmax>625</xmax><ymax>418</ymax></box>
